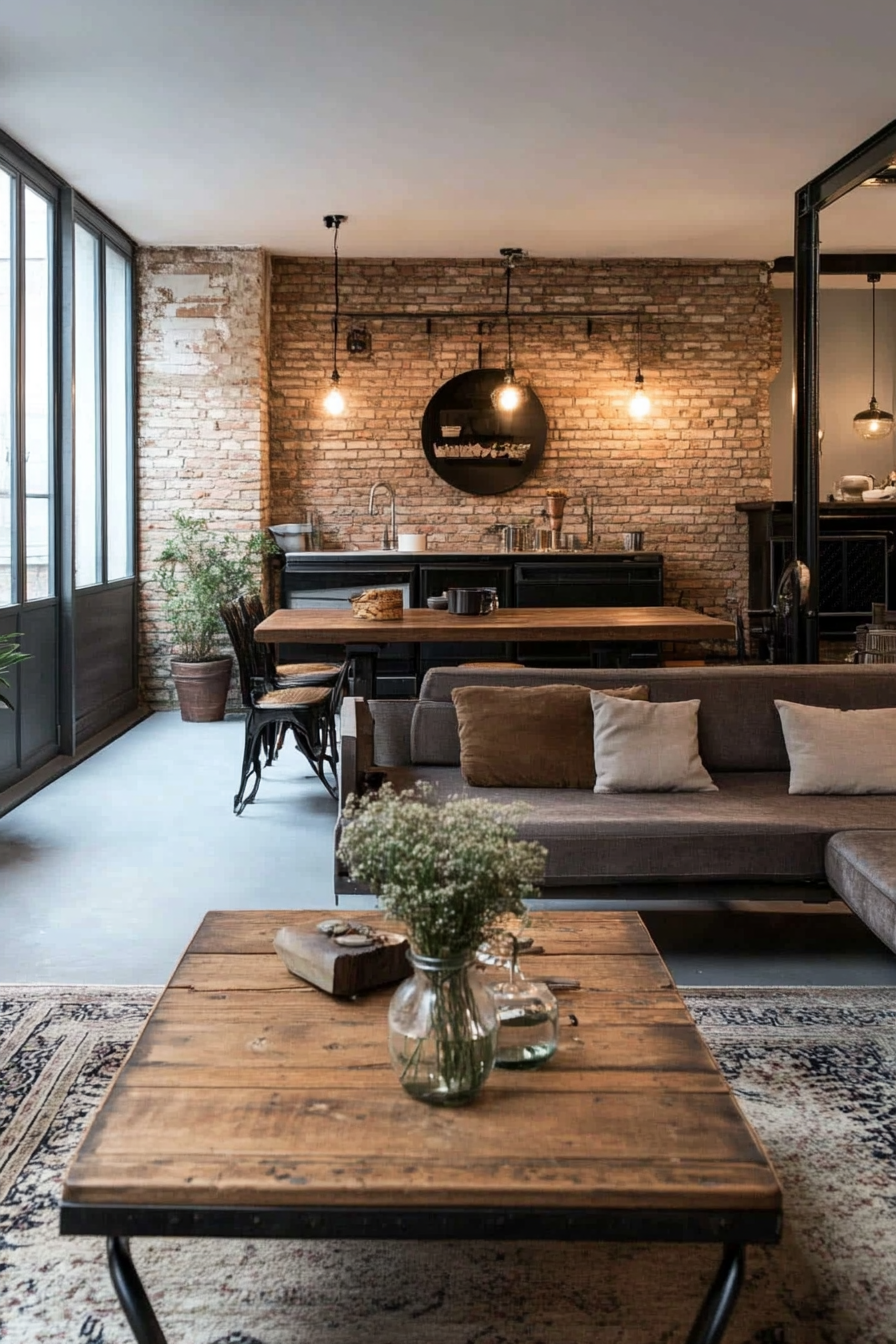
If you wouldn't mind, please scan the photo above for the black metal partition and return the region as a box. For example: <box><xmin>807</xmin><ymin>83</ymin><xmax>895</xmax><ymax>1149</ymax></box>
<box><xmin>792</xmin><ymin>118</ymin><xmax>896</xmax><ymax>661</ymax></box>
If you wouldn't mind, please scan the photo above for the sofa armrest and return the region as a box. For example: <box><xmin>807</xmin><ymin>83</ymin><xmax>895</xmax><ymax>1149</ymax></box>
<box><xmin>339</xmin><ymin>696</ymin><xmax>374</xmax><ymax>808</ymax></box>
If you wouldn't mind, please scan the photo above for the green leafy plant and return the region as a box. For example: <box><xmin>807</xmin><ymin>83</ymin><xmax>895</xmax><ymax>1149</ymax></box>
<box><xmin>0</xmin><ymin>632</ymin><xmax>29</xmax><ymax>711</ymax></box>
<box><xmin>153</xmin><ymin>511</ymin><xmax>276</xmax><ymax>662</ymax></box>
<box><xmin>338</xmin><ymin>783</ymin><xmax>547</xmax><ymax>956</ymax></box>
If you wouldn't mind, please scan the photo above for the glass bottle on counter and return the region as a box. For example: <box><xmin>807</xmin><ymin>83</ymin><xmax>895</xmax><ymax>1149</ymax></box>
<box><xmin>488</xmin><ymin>934</ymin><xmax>559</xmax><ymax>1070</ymax></box>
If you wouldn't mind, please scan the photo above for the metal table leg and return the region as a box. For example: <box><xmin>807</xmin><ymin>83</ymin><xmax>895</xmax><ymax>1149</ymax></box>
<box><xmin>685</xmin><ymin>1244</ymin><xmax>745</xmax><ymax>1344</ymax></box>
<box><xmin>345</xmin><ymin>645</ymin><xmax>379</xmax><ymax>700</ymax></box>
<box><xmin>107</xmin><ymin>1237</ymin><xmax>168</xmax><ymax>1344</ymax></box>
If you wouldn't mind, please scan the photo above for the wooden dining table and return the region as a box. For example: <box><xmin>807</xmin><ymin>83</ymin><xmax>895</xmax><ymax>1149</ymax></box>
<box><xmin>255</xmin><ymin>605</ymin><xmax>735</xmax><ymax>698</ymax></box>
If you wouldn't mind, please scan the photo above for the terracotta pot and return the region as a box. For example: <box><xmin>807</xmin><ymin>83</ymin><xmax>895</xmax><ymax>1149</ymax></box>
<box><xmin>171</xmin><ymin>657</ymin><xmax>233</xmax><ymax>722</ymax></box>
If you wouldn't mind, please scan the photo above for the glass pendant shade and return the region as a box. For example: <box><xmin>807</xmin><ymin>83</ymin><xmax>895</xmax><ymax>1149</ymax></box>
<box><xmin>853</xmin><ymin>397</ymin><xmax>894</xmax><ymax>440</ymax></box>
<box><xmin>853</xmin><ymin>274</ymin><xmax>893</xmax><ymax>440</ymax></box>
<box><xmin>629</xmin><ymin>373</ymin><xmax>651</xmax><ymax>419</ymax></box>
<box><xmin>323</xmin><ymin>376</ymin><xmax>345</xmax><ymax>416</ymax></box>
<box><xmin>491</xmin><ymin>366</ymin><xmax>527</xmax><ymax>413</ymax></box>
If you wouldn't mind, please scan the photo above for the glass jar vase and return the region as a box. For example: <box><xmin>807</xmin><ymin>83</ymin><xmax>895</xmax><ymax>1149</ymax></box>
<box><xmin>490</xmin><ymin>941</ymin><xmax>559</xmax><ymax>1070</ymax></box>
<box><xmin>388</xmin><ymin>951</ymin><xmax>498</xmax><ymax>1105</ymax></box>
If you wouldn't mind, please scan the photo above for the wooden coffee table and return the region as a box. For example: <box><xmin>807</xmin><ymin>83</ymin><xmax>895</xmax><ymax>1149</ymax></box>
<box><xmin>60</xmin><ymin>910</ymin><xmax>782</xmax><ymax>1344</ymax></box>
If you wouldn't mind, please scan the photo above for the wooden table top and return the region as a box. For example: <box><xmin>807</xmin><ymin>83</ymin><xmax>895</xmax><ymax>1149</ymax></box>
<box><xmin>255</xmin><ymin>605</ymin><xmax>736</xmax><ymax>644</ymax></box>
<box><xmin>62</xmin><ymin>910</ymin><xmax>780</xmax><ymax>1229</ymax></box>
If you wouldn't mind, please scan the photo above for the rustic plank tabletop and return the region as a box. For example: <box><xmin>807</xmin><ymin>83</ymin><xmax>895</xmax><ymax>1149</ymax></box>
<box><xmin>255</xmin><ymin>605</ymin><xmax>736</xmax><ymax>645</ymax></box>
<box><xmin>60</xmin><ymin>909</ymin><xmax>782</xmax><ymax>1343</ymax></box>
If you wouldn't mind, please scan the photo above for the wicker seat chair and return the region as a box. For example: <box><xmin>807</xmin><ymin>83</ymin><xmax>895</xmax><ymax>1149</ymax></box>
<box><xmin>220</xmin><ymin>596</ymin><xmax>348</xmax><ymax>813</ymax></box>
<box><xmin>239</xmin><ymin>592</ymin><xmax>342</xmax><ymax>686</ymax></box>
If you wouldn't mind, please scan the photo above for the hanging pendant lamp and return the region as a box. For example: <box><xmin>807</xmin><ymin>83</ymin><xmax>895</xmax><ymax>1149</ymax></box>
<box><xmin>853</xmin><ymin>272</ymin><xmax>893</xmax><ymax>440</ymax></box>
<box><xmin>491</xmin><ymin>248</ymin><xmax>528</xmax><ymax>413</ymax></box>
<box><xmin>323</xmin><ymin>214</ymin><xmax>347</xmax><ymax>416</ymax></box>
<box><xmin>628</xmin><ymin>313</ymin><xmax>651</xmax><ymax>419</ymax></box>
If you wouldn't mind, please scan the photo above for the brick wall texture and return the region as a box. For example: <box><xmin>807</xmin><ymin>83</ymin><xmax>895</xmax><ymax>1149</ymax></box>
<box><xmin>137</xmin><ymin>247</ymin><xmax>269</xmax><ymax>708</ymax></box>
<box><xmin>270</xmin><ymin>256</ymin><xmax>778</xmax><ymax>602</ymax></box>
<box><xmin>138</xmin><ymin>250</ymin><xmax>779</xmax><ymax>706</ymax></box>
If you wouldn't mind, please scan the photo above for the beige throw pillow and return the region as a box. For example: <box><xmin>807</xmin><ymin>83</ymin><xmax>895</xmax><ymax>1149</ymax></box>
<box><xmin>775</xmin><ymin>699</ymin><xmax>896</xmax><ymax>794</ymax></box>
<box><xmin>452</xmin><ymin>683</ymin><xmax>649</xmax><ymax>788</ymax></box>
<box><xmin>590</xmin><ymin>691</ymin><xmax>717</xmax><ymax>793</ymax></box>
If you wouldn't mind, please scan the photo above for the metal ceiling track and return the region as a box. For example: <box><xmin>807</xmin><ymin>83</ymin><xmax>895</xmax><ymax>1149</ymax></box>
<box><xmin>340</xmin><ymin>311</ymin><xmax>651</xmax><ymax>338</ymax></box>
<box><xmin>792</xmin><ymin>116</ymin><xmax>896</xmax><ymax>663</ymax></box>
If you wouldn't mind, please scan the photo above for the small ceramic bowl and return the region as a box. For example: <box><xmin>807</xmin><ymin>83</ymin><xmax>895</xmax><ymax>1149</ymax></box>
<box><xmin>427</xmin><ymin>596</ymin><xmax>449</xmax><ymax>610</ymax></box>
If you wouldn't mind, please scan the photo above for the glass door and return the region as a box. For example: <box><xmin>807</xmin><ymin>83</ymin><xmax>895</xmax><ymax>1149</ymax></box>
<box><xmin>0</xmin><ymin>161</ymin><xmax>59</xmax><ymax>789</ymax></box>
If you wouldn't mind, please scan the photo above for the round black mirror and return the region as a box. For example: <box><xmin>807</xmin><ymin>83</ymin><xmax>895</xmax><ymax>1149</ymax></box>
<box><xmin>421</xmin><ymin>368</ymin><xmax>547</xmax><ymax>496</ymax></box>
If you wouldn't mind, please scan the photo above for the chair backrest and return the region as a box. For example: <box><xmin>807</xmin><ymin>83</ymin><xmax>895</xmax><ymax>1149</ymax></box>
<box><xmin>219</xmin><ymin>595</ymin><xmax>274</xmax><ymax>707</ymax></box>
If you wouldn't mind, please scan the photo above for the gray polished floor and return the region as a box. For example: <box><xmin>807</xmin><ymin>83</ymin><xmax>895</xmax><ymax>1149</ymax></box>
<box><xmin>0</xmin><ymin>711</ymin><xmax>894</xmax><ymax>986</ymax></box>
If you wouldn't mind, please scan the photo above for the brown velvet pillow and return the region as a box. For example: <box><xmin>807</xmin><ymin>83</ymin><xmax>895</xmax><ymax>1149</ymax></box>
<box><xmin>451</xmin><ymin>683</ymin><xmax>650</xmax><ymax>788</ymax></box>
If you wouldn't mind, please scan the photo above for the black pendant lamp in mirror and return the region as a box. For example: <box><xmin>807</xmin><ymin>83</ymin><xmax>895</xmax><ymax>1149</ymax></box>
<box><xmin>323</xmin><ymin>214</ymin><xmax>347</xmax><ymax>416</ymax></box>
<box><xmin>853</xmin><ymin>272</ymin><xmax>894</xmax><ymax>440</ymax></box>
<box><xmin>491</xmin><ymin>247</ymin><xmax>529</xmax><ymax>413</ymax></box>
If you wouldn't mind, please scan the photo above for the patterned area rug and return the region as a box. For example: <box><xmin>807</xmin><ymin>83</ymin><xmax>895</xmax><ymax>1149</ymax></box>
<box><xmin>1</xmin><ymin>985</ymin><xmax>895</xmax><ymax>1344</ymax></box>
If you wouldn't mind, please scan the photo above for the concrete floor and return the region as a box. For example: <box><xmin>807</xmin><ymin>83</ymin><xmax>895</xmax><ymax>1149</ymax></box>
<box><xmin>1</xmin><ymin>711</ymin><xmax>895</xmax><ymax>986</ymax></box>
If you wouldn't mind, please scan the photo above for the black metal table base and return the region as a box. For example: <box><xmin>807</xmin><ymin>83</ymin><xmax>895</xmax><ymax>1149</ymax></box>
<box><xmin>106</xmin><ymin>1235</ymin><xmax>746</xmax><ymax>1344</ymax></box>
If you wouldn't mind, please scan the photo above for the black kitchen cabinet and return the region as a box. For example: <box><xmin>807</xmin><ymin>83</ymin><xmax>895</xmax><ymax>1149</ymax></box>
<box><xmin>280</xmin><ymin>550</ymin><xmax>665</xmax><ymax>693</ymax></box>
<box><xmin>417</xmin><ymin>563</ymin><xmax>515</xmax><ymax>676</ymax></box>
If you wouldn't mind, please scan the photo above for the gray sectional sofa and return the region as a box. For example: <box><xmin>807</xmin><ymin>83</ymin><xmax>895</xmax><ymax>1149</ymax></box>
<box><xmin>337</xmin><ymin>664</ymin><xmax>896</xmax><ymax>953</ymax></box>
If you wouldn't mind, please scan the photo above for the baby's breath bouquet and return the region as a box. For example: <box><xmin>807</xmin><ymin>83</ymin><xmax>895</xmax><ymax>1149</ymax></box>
<box><xmin>338</xmin><ymin>784</ymin><xmax>547</xmax><ymax>1104</ymax></box>
<box><xmin>338</xmin><ymin>783</ymin><xmax>546</xmax><ymax>956</ymax></box>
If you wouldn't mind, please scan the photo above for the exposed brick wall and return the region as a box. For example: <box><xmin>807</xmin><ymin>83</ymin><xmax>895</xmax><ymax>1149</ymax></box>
<box><xmin>270</xmin><ymin>257</ymin><xmax>779</xmax><ymax>619</ymax></box>
<box><xmin>137</xmin><ymin>247</ymin><xmax>269</xmax><ymax>709</ymax></box>
<box><xmin>136</xmin><ymin>251</ymin><xmax>780</xmax><ymax>707</ymax></box>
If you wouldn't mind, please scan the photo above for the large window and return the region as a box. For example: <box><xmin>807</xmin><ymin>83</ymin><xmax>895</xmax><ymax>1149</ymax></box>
<box><xmin>74</xmin><ymin>225</ymin><xmax>133</xmax><ymax>588</ymax></box>
<box><xmin>23</xmin><ymin>186</ymin><xmax>53</xmax><ymax>600</ymax></box>
<box><xmin>0</xmin><ymin>128</ymin><xmax>136</xmax><ymax>791</ymax></box>
<box><xmin>0</xmin><ymin>169</ymin><xmax>11</xmax><ymax>606</ymax></box>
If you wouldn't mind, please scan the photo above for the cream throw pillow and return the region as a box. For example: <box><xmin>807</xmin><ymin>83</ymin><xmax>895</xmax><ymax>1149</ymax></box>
<box><xmin>775</xmin><ymin>699</ymin><xmax>896</xmax><ymax>794</ymax></box>
<box><xmin>590</xmin><ymin>691</ymin><xmax>717</xmax><ymax>793</ymax></box>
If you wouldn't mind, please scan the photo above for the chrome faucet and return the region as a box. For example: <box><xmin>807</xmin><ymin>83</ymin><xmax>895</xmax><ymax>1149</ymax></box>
<box><xmin>584</xmin><ymin>495</ymin><xmax>597</xmax><ymax>551</ymax></box>
<box><xmin>368</xmin><ymin>481</ymin><xmax>397</xmax><ymax>550</ymax></box>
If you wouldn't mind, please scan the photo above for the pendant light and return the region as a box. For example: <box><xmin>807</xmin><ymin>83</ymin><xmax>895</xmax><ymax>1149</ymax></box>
<box><xmin>628</xmin><ymin>313</ymin><xmax>651</xmax><ymax>419</ymax></box>
<box><xmin>853</xmin><ymin>272</ymin><xmax>894</xmax><ymax>440</ymax></box>
<box><xmin>323</xmin><ymin>214</ymin><xmax>347</xmax><ymax>416</ymax></box>
<box><xmin>491</xmin><ymin>247</ymin><xmax>528</xmax><ymax>413</ymax></box>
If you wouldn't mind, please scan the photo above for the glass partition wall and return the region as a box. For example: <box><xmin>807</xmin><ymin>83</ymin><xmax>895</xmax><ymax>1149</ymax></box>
<box><xmin>0</xmin><ymin>133</ymin><xmax>135</xmax><ymax>794</ymax></box>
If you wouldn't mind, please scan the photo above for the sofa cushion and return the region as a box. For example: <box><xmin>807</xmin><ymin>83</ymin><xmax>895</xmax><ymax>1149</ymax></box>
<box><xmin>591</xmin><ymin>692</ymin><xmax>716</xmax><ymax>793</ymax></box>
<box><xmin>451</xmin><ymin>683</ymin><xmax>648</xmax><ymax>788</ymax></box>
<box><xmin>776</xmin><ymin>700</ymin><xmax>896</xmax><ymax>794</ymax></box>
<box><xmin>826</xmin><ymin>831</ymin><xmax>896</xmax><ymax>954</ymax></box>
<box><xmin>384</xmin><ymin>766</ymin><xmax>896</xmax><ymax>884</ymax></box>
<box><xmin>417</xmin><ymin>665</ymin><xmax>896</xmax><ymax>772</ymax></box>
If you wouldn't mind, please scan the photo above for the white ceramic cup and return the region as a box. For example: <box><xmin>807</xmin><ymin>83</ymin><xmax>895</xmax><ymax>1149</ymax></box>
<box><xmin>397</xmin><ymin>533</ymin><xmax>427</xmax><ymax>552</ymax></box>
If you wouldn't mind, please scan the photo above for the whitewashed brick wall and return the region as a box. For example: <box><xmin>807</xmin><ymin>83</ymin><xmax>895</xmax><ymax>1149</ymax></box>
<box><xmin>137</xmin><ymin>247</ymin><xmax>269</xmax><ymax>708</ymax></box>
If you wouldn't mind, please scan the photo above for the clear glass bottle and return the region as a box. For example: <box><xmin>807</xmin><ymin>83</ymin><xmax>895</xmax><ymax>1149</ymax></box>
<box><xmin>490</xmin><ymin>939</ymin><xmax>559</xmax><ymax>1070</ymax></box>
<box><xmin>388</xmin><ymin>951</ymin><xmax>498</xmax><ymax>1105</ymax></box>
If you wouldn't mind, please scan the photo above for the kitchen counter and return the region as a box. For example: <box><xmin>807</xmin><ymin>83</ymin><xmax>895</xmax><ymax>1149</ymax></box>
<box><xmin>282</xmin><ymin>549</ymin><xmax>662</xmax><ymax>564</ymax></box>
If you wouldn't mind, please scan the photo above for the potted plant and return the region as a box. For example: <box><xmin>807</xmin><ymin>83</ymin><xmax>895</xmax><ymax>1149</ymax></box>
<box><xmin>0</xmin><ymin>632</ymin><xmax>29</xmax><ymax>711</ymax></box>
<box><xmin>154</xmin><ymin>511</ymin><xmax>276</xmax><ymax>722</ymax></box>
<box><xmin>338</xmin><ymin>783</ymin><xmax>547</xmax><ymax>1105</ymax></box>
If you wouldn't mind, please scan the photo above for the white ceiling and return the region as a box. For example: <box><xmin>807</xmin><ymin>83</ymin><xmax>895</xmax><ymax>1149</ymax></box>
<box><xmin>1</xmin><ymin>0</ymin><xmax>895</xmax><ymax>260</ymax></box>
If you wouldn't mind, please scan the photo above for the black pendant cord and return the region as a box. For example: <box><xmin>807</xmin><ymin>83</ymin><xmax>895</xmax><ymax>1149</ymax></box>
<box><xmin>636</xmin><ymin>312</ymin><xmax>643</xmax><ymax>379</ymax></box>
<box><xmin>504</xmin><ymin>264</ymin><xmax>513</xmax><ymax>370</ymax></box>
<box><xmin>332</xmin><ymin>221</ymin><xmax>341</xmax><ymax>382</ymax></box>
<box><xmin>871</xmin><ymin>276</ymin><xmax>877</xmax><ymax>402</ymax></box>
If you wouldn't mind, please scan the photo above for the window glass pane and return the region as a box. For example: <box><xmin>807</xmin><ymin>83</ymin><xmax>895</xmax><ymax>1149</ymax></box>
<box><xmin>0</xmin><ymin>170</ymin><xmax>12</xmax><ymax>607</ymax></box>
<box><xmin>104</xmin><ymin>245</ymin><xmax>131</xmax><ymax>580</ymax></box>
<box><xmin>74</xmin><ymin>223</ymin><xmax>100</xmax><ymax>587</ymax></box>
<box><xmin>23</xmin><ymin>185</ymin><xmax>53</xmax><ymax>601</ymax></box>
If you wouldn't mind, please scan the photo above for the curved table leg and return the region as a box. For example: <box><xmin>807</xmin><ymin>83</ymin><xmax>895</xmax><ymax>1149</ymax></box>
<box><xmin>685</xmin><ymin>1243</ymin><xmax>745</xmax><ymax>1344</ymax></box>
<box><xmin>107</xmin><ymin>1237</ymin><xmax>168</xmax><ymax>1344</ymax></box>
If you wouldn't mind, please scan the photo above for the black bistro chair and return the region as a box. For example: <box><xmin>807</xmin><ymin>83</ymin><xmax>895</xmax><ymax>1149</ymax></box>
<box><xmin>220</xmin><ymin>595</ymin><xmax>348</xmax><ymax>814</ymax></box>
